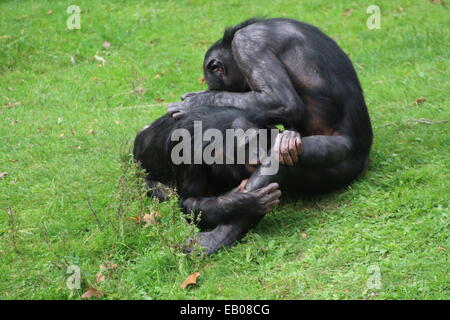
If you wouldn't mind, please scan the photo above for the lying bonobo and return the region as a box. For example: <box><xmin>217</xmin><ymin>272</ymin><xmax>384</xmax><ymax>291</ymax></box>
<box><xmin>134</xmin><ymin>106</ymin><xmax>293</xmax><ymax>254</ymax></box>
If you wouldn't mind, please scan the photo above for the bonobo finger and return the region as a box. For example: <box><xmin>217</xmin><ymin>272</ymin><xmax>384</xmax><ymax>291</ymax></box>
<box><xmin>280</xmin><ymin>133</ymin><xmax>294</xmax><ymax>166</ymax></box>
<box><xmin>288</xmin><ymin>135</ymin><xmax>298</xmax><ymax>164</ymax></box>
<box><xmin>167</xmin><ymin>103</ymin><xmax>182</xmax><ymax>115</ymax></box>
<box><xmin>237</xmin><ymin>179</ymin><xmax>249</xmax><ymax>191</ymax></box>
<box><xmin>254</xmin><ymin>182</ymin><xmax>279</xmax><ymax>197</ymax></box>
<box><xmin>172</xmin><ymin>112</ymin><xmax>185</xmax><ymax>119</ymax></box>
<box><xmin>260</xmin><ymin>190</ymin><xmax>282</xmax><ymax>205</ymax></box>
<box><xmin>295</xmin><ymin>136</ymin><xmax>302</xmax><ymax>154</ymax></box>
<box><xmin>261</xmin><ymin>199</ymin><xmax>280</xmax><ymax>213</ymax></box>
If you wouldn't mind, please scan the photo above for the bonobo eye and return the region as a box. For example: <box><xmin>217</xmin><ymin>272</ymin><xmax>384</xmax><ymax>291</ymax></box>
<box><xmin>206</xmin><ymin>59</ymin><xmax>225</xmax><ymax>76</ymax></box>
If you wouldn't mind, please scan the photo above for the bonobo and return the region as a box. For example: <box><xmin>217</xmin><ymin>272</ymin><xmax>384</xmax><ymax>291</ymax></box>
<box><xmin>133</xmin><ymin>106</ymin><xmax>284</xmax><ymax>254</ymax></box>
<box><xmin>168</xmin><ymin>18</ymin><xmax>373</xmax><ymax>193</ymax></box>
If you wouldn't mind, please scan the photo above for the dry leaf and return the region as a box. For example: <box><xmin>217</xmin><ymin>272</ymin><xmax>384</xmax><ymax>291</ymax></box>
<box><xmin>179</xmin><ymin>272</ymin><xmax>200</xmax><ymax>289</ymax></box>
<box><xmin>153</xmin><ymin>74</ymin><xmax>162</xmax><ymax>80</ymax></box>
<box><xmin>81</xmin><ymin>287</ymin><xmax>103</xmax><ymax>299</ymax></box>
<box><xmin>126</xmin><ymin>216</ymin><xmax>143</xmax><ymax>224</ymax></box>
<box><xmin>301</xmin><ymin>233</ymin><xmax>308</xmax><ymax>239</ymax></box>
<box><xmin>95</xmin><ymin>273</ymin><xmax>105</xmax><ymax>284</ymax></box>
<box><xmin>88</xmin><ymin>129</ymin><xmax>95</xmax><ymax>135</ymax></box>
<box><xmin>155</xmin><ymin>98</ymin><xmax>165</xmax><ymax>103</ymax></box>
<box><xmin>5</xmin><ymin>102</ymin><xmax>21</xmax><ymax>108</ymax></box>
<box><xmin>132</xmin><ymin>86</ymin><xmax>147</xmax><ymax>95</ymax></box>
<box><xmin>142</xmin><ymin>211</ymin><xmax>161</xmax><ymax>226</ymax></box>
<box><xmin>47</xmin><ymin>10</ymin><xmax>53</xmax><ymax>15</ymax></box>
<box><xmin>114</xmin><ymin>120</ymin><xmax>120</xmax><ymax>125</ymax></box>
<box><xmin>0</xmin><ymin>172</ymin><xmax>8</xmax><ymax>180</ymax></box>
<box><xmin>94</xmin><ymin>54</ymin><xmax>107</xmax><ymax>66</ymax></box>
<box><xmin>199</xmin><ymin>76</ymin><xmax>205</xmax><ymax>84</ymax></box>
<box><xmin>343</xmin><ymin>8</ymin><xmax>354</xmax><ymax>16</ymax></box>
<box><xmin>415</xmin><ymin>97</ymin><xmax>426</xmax><ymax>104</ymax></box>
<box><xmin>102</xmin><ymin>41</ymin><xmax>111</xmax><ymax>49</ymax></box>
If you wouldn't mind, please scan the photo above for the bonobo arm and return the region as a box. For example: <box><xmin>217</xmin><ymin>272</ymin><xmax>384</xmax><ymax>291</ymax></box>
<box><xmin>168</xmin><ymin>28</ymin><xmax>305</xmax><ymax>128</ymax></box>
<box><xmin>181</xmin><ymin>181</ymin><xmax>281</xmax><ymax>229</ymax></box>
<box><xmin>245</xmin><ymin>135</ymin><xmax>353</xmax><ymax>191</ymax></box>
<box><xmin>299</xmin><ymin>135</ymin><xmax>352</xmax><ymax>167</ymax></box>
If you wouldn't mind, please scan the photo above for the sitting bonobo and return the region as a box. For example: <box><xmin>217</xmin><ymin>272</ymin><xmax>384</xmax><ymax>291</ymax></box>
<box><xmin>168</xmin><ymin>18</ymin><xmax>373</xmax><ymax>194</ymax></box>
<box><xmin>134</xmin><ymin>106</ymin><xmax>291</xmax><ymax>254</ymax></box>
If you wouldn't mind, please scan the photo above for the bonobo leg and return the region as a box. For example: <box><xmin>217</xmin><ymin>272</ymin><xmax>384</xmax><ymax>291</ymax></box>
<box><xmin>189</xmin><ymin>134</ymin><xmax>366</xmax><ymax>254</ymax></box>
<box><xmin>246</xmin><ymin>134</ymin><xmax>366</xmax><ymax>194</ymax></box>
<box><xmin>182</xmin><ymin>181</ymin><xmax>280</xmax><ymax>229</ymax></box>
<box><xmin>184</xmin><ymin>181</ymin><xmax>280</xmax><ymax>254</ymax></box>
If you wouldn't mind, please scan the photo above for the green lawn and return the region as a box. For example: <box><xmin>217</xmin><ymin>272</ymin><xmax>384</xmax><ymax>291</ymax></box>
<box><xmin>0</xmin><ymin>0</ymin><xmax>448</xmax><ymax>300</ymax></box>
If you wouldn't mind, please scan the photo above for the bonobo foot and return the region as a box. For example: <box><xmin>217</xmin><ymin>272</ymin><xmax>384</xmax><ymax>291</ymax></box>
<box><xmin>184</xmin><ymin>216</ymin><xmax>262</xmax><ymax>255</ymax></box>
<box><xmin>184</xmin><ymin>181</ymin><xmax>281</xmax><ymax>255</ymax></box>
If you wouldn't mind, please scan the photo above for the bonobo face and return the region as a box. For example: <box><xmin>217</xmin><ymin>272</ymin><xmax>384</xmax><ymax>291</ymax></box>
<box><xmin>203</xmin><ymin>44</ymin><xmax>249</xmax><ymax>92</ymax></box>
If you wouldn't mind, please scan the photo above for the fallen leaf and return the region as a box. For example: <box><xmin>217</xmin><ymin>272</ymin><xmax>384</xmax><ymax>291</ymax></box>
<box><xmin>301</xmin><ymin>233</ymin><xmax>308</xmax><ymax>239</ymax></box>
<box><xmin>95</xmin><ymin>273</ymin><xmax>105</xmax><ymax>284</ymax></box>
<box><xmin>153</xmin><ymin>73</ymin><xmax>162</xmax><ymax>80</ymax></box>
<box><xmin>343</xmin><ymin>8</ymin><xmax>354</xmax><ymax>16</ymax></box>
<box><xmin>81</xmin><ymin>287</ymin><xmax>103</xmax><ymax>299</ymax></box>
<box><xmin>4</xmin><ymin>102</ymin><xmax>21</xmax><ymax>108</ymax></box>
<box><xmin>199</xmin><ymin>76</ymin><xmax>205</xmax><ymax>84</ymax></box>
<box><xmin>99</xmin><ymin>262</ymin><xmax>119</xmax><ymax>271</ymax></box>
<box><xmin>114</xmin><ymin>120</ymin><xmax>120</xmax><ymax>125</ymax></box>
<box><xmin>88</xmin><ymin>129</ymin><xmax>95</xmax><ymax>135</ymax></box>
<box><xmin>415</xmin><ymin>97</ymin><xmax>426</xmax><ymax>104</ymax></box>
<box><xmin>0</xmin><ymin>172</ymin><xmax>8</xmax><ymax>180</ymax></box>
<box><xmin>155</xmin><ymin>98</ymin><xmax>165</xmax><ymax>103</ymax></box>
<box><xmin>132</xmin><ymin>86</ymin><xmax>147</xmax><ymax>95</ymax></box>
<box><xmin>142</xmin><ymin>211</ymin><xmax>161</xmax><ymax>226</ymax></box>
<box><xmin>94</xmin><ymin>54</ymin><xmax>107</xmax><ymax>66</ymax></box>
<box><xmin>102</xmin><ymin>41</ymin><xmax>111</xmax><ymax>49</ymax></box>
<box><xmin>47</xmin><ymin>10</ymin><xmax>53</xmax><ymax>15</ymax></box>
<box><xmin>179</xmin><ymin>272</ymin><xmax>200</xmax><ymax>289</ymax></box>
<box><xmin>126</xmin><ymin>216</ymin><xmax>143</xmax><ymax>224</ymax></box>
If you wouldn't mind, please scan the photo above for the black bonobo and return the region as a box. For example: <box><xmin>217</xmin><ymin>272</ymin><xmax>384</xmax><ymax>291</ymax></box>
<box><xmin>134</xmin><ymin>106</ymin><xmax>282</xmax><ymax>254</ymax></box>
<box><xmin>168</xmin><ymin>18</ymin><xmax>373</xmax><ymax>194</ymax></box>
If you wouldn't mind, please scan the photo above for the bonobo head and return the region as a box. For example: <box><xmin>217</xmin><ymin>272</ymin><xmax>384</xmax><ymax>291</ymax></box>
<box><xmin>203</xmin><ymin>40</ymin><xmax>250</xmax><ymax>92</ymax></box>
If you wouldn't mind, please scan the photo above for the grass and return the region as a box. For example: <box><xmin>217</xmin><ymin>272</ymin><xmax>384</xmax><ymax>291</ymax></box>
<box><xmin>0</xmin><ymin>0</ymin><xmax>449</xmax><ymax>300</ymax></box>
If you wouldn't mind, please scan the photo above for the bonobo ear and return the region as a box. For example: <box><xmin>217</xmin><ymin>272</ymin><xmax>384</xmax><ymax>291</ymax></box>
<box><xmin>206</xmin><ymin>59</ymin><xmax>225</xmax><ymax>76</ymax></box>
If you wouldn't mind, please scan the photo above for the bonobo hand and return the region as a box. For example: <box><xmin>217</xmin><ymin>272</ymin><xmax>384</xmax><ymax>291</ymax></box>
<box><xmin>273</xmin><ymin>130</ymin><xmax>302</xmax><ymax>166</ymax></box>
<box><xmin>167</xmin><ymin>90</ymin><xmax>209</xmax><ymax>119</ymax></box>
<box><xmin>233</xmin><ymin>179</ymin><xmax>281</xmax><ymax>215</ymax></box>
